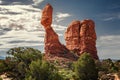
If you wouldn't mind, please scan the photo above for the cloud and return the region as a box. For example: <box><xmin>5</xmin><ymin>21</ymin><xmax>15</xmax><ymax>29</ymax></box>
<box><xmin>56</xmin><ymin>12</ymin><xmax>71</xmax><ymax>18</ymax></box>
<box><xmin>0</xmin><ymin>4</ymin><xmax>69</xmax><ymax>57</ymax></box>
<box><xmin>97</xmin><ymin>35</ymin><xmax>120</xmax><ymax>59</ymax></box>
<box><xmin>32</xmin><ymin>0</ymin><xmax>44</xmax><ymax>5</ymax></box>
<box><xmin>0</xmin><ymin>5</ymin><xmax>42</xmax><ymax>31</ymax></box>
<box><xmin>0</xmin><ymin>30</ymin><xmax>44</xmax><ymax>50</ymax></box>
<box><xmin>55</xmin><ymin>12</ymin><xmax>71</xmax><ymax>22</ymax></box>
<box><xmin>52</xmin><ymin>24</ymin><xmax>66</xmax><ymax>31</ymax></box>
<box><xmin>0</xmin><ymin>0</ymin><xmax>2</xmax><ymax>4</ymax></box>
<box><xmin>98</xmin><ymin>12</ymin><xmax>120</xmax><ymax>21</ymax></box>
<box><xmin>103</xmin><ymin>17</ymin><xmax>115</xmax><ymax>21</ymax></box>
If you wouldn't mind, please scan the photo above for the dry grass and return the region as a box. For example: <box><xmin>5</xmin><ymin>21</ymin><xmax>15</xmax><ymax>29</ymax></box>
<box><xmin>0</xmin><ymin>73</ymin><xmax>11</xmax><ymax>80</ymax></box>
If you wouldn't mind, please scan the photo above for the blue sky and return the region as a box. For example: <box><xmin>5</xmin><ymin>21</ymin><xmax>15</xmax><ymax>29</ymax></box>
<box><xmin>0</xmin><ymin>0</ymin><xmax>120</xmax><ymax>59</ymax></box>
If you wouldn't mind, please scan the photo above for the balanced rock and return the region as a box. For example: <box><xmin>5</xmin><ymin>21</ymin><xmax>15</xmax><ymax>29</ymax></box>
<box><xmin>41</xmin><ymin>3</ymin><xmax>52</xmax><ymax>28</ymax></box>
<box><xmin>41</xmin><ymin>4</ymin><xmax>77</xmax><ymax>61</ymax></box>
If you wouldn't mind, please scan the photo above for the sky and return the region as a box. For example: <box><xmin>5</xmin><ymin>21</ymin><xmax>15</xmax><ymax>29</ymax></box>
<box><xmin>0</xmin><ymin>0</ymin><xmax>120</xmax><ymax>59</ymax></box>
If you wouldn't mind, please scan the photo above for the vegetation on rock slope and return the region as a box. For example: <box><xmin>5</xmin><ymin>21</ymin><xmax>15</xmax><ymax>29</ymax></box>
<box><xmin>0</xmin><ymin>47</ymin><xmax>120</xmax><ymax>80</ymax></box>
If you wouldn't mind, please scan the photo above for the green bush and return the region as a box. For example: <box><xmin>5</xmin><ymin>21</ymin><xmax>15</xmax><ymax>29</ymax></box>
<box><xmin>0</xmin><ymin>60</ymin><xmax>8</xmax><ymax>73</ymax></box>
<box><xmin>3</xmin><ymin>47</ymin><xmax>63</xmax><ymax>80</ymax></box>
<box><xmin>101</xmin><ymin>59</ymin><xmax>118</xmax><ymax>73</ymax></box>
<box><xmin>26</xmin><ymin>59</ymin><xmax>63</xmax><ymax>80</ymax></box>
<box><xmin>4</xmin><ymin>47</ymin><xmax>43</xmax><ymax>80</ymax></box>
<box><xmin>74</xmin><ymin>52</ymin><xmax>98</xmax><ymax>80</ymax></box>
<box><xmin>0</xmin><ymin>77</ymin><xmax>2</xmax><ymax>80</ymax></box>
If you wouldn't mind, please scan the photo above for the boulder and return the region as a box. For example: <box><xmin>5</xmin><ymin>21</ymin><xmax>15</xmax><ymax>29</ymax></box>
<box><xmin>41</xmin><ymin>3</ymin><xmax>52</xmax><ymax>28</ymax></box>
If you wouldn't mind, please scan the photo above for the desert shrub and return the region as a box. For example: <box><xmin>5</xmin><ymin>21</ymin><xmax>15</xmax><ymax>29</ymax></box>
<box><xmin>0</xmin><ymin>60</ymin><xmax>8</xmax><ymax>73</ymax></box>
<box><xmin>74</xmin><ymin>52</ymin><xmax>98</xmax><ymax>80</ymax></box>
<box><xmin>4</xmin><ymin>47</ymin><xmax>43</xmax><ymax>80</ymax></box>
<box><xmin>25</xmin><ymin>59</ymin><xmax>63</xmax><ymax>80</ymax></box>
<box><xmin>114</xmin><ymin>60</ymin><xmax>120</xmax><ymax>71</ymax></box>
<box><xmin>101</xmin><ymin>59</ymin><xmax>118</xmax><ymax>73</ymax></box>
<box><xmin>3</xmin><ymin>47</ymin><xmax>63</xmax><ymax>80</ymax></box>
<box><xmin>0</xmin><ymin>77</ymin><xmax>2</xmax><ymax>80</ymax></box>
<box><xmin>58</xmin><ymin>68</ymin><xmax>77</xmax><ymax>80</ymax></box>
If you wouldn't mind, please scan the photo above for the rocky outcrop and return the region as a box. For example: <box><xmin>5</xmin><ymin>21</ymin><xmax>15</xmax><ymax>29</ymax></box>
<box><xmin>41</xmin><ymin>3</ymin><xmax>98</xmax><ymax>60</ymax></box>
<box><xmin>65</xmin><ymin>20</ymin><xmax>80</xmax><ymax>54</ymax></box>
<box><xmin>65</xmin><ymin>19</ymin><xmax>98</xmax><ymax>59</ymax></box>
<box><xmin>80</xmin><ymin>20</ymin><xmax>98</xmax><ymax>59</ymax></box>
<box><xmin>41</xmin><ymin>4</ymin><xmax>77</xmax><ymax>61</ymax></box>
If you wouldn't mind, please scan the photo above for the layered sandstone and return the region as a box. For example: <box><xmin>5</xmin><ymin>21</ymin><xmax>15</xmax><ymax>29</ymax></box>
<box><xmin>65</xmin><ymin>19</ymin><xmax>98</xmax><ymax>59</ymax></box>
<box><xmin>65</xmin><ymin>20</ymin><xmax>80</xmax><ymax>54</ymax></box>
<box><xmin>41</xmin><ymin>4</ymin><xmax>77</xmax><ymax>61</ymax></box>
<box><xmin>80</xmin><ymin>20</ymin><xmax>98</xmax><ymax>59</ymax></box>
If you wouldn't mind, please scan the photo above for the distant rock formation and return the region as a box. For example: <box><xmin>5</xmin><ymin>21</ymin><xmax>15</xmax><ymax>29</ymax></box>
<box><xmin>41</xmin><ymin>4</ymin><xmax>77</xmax><ymax>61</ymax></box>
<box><xmin>65</xmin><ymin>20</ymin><xmax>98</xmax><ymax>59</ymax></box>
<box><xmin>41</xmin><ymin>4</ymin><xmax>98</xmax><ymax>60</ymax></box>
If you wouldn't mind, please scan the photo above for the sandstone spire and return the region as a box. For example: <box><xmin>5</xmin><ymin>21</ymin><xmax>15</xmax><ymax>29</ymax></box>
<box><xmin>41</xmin><ymin>4</ymin><xmax>77</xmax><ymax>61</ymax></box>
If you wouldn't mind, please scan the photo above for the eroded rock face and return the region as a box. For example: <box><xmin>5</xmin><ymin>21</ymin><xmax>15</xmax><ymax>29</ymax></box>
<box><xmin>65</xmin><ymin>19</ymin><xmax>98</xmax><ymax>59</ymax></box>
<box><xmin>41</xmin><ymin>4</ymin><xmax>77</xmax><ymax>61</ymax></box>
<box><xmin>80</xmin><ymin>20</ymin><xmax>98</xmax><ymax>59</ymax></box>
<box><xmin>65</xmin><ymin>20</ymin><xmax>80</xmax><ymax>53</ymax></box>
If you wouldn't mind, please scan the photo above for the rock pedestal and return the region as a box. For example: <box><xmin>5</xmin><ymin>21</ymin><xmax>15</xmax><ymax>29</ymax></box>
<box><xmin>65</xmin><ymin>20</ymin><xmax>98</xmax><ymax>59</ymax></box>
<box><xmin>80</xmin><ymin>20</ymin><xmax>98</xmax><ymax>59</ymax></box>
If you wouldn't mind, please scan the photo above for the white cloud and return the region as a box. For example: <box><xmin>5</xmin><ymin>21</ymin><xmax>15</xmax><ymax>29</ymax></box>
<box><xmin>0</xmin><ymin>30</ymin><xmax>44</xmax><ymax>50</ymax></box>
<box><xmin>0</xmin><ymin>0</ymin><xmax>2</xmax><ymax>4</ymax></box>
<box><xmin>97</xmin><ymin>35</ymin><xmax>120</xmax><ymax>59</ymax></box>
<box><xmin>99</xmin><ymin>12</ymin><xmax>120</xmax><ymax>21</ymax></box>
<box><xmin>52</xmin><ymin>24</ymin><xmax>66</xmax><ymax>31</ymax></box>
<box><xmin>0</xmin><ymin>5</ymin><xmax>42</xmax><ymax>31</ymax></box>
<box><xmin>32</xmin><ymin>0</ymin><xmax>44</xmax><ymax>5</ymax></box>
<box><xmin>0</xmin><ymin>4</ymin><xmax>69</xmax><ymax>57</ymax></box>
<box><xmin>55</xmin><ymin>12</ymin><xmax>71</xmax><ymax>22</ymax></box>
<box><xmin>56</xmin><ymin>12</ymin><xmax>71</xmax><ymax>18</ymax></box>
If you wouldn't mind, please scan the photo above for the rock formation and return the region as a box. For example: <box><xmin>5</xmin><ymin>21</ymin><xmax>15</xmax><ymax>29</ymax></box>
<box><xmin>65</xmin><ymin>19</ymin><xmax>98</xmax><ymax>59</ymax></box>
<box><xmin>80</xmin><ymin>20</ymin><xmax>98</xmax><ymax>59</ymax></box>
<box><xmin>65</xmin><ymin>20</ymin><xmax>80</xmax><ymax>54</ymax></box>
<box><xmin>41</xmin><ymin>4</ymin><xmax>77</xmax><ymax>61</ymax></box>
<box><xmin>41</xmin><ymin>4</ymin><xmax>98</xmax><ymax>60</ymax></box>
